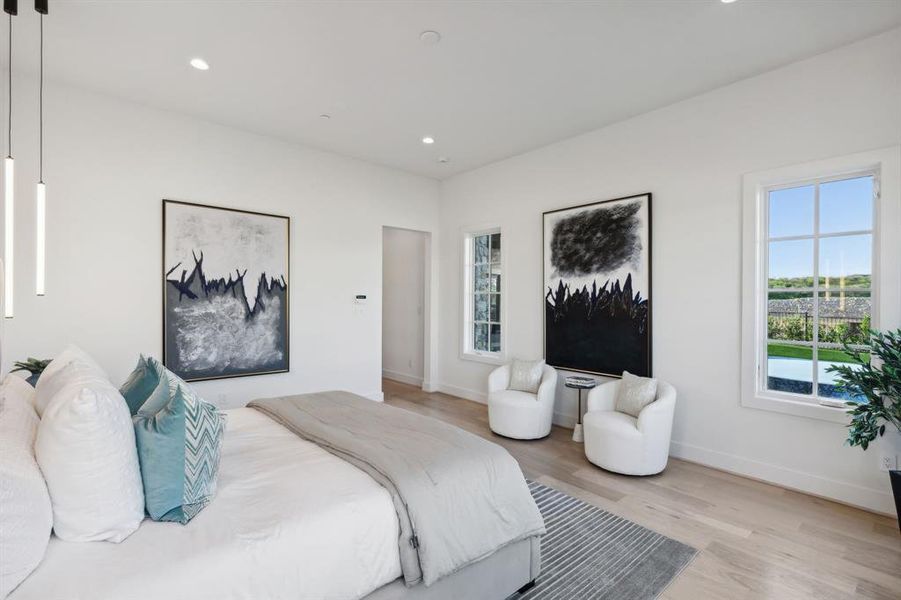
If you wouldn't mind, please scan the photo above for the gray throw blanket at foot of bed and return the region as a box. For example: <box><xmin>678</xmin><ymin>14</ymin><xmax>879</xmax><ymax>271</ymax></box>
<box><xmin>249</xmin><ymin>391</ymin><xmax>546</xmax><ymax>587</ymax></box>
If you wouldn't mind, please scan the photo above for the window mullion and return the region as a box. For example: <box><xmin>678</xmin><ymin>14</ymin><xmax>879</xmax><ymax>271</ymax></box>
<box><xmin>474</xmin><ymin>233</ymin><xmax>480</xmax><ymax>352</ymax></box>
<box><xmin>760</xmin><ymin>189</ymin><xmax>770</xmax><ymax>394</ymax></box>
<box><xmin>812</xmin><ymin>182</ymin><xmax>820</xmax><ymax>397</ymax></box>
<box><xmin>467</xmin><ymin>236</ymin><xmax>476</xmax><ymax>354</ymax></box>
<box><xmin>487</xmin><ymin>230</ymin><xmax>493</xmax><ymax>354</ymax></box>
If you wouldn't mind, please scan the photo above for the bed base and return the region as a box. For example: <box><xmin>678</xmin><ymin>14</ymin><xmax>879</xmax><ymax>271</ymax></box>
<box><xmin>364</xmin><ymin>536</ymin><xmax>541</xmax><ymax>600</ymax></box>
<box><xmin>516</xmin><ymin>580</ymin><xmax>536</xmax><ymax>594</ymax></box>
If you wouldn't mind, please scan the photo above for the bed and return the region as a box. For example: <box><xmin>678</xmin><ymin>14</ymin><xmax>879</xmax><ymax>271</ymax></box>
<box><xmin>11</xmin><ymin>404</ymin><xmax>541</xmax><ymax>600</ymax></box>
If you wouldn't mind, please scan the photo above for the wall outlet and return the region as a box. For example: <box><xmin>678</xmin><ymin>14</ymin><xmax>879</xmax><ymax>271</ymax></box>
<box><xmin>879</xmin><ymin>454</ymin><xmax>897</xmax><ymax>472</ymax></box>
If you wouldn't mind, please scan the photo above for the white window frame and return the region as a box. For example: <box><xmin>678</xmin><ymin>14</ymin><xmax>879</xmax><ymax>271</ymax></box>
<box><xmin>461</xmin><ymin>226</ymin><xmax>506</xmax><ymax>365</ymax></box>
<box><xmin>741</xmin><ymin>147</ymin><xmax>901</xmax><ymax>423</ymax></box>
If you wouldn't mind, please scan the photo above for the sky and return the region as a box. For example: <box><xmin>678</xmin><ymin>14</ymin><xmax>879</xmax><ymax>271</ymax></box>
<box><xmin>768</xmin><ymin>176</ymin><xmax>873</xmax><ymax>281</ymax></box>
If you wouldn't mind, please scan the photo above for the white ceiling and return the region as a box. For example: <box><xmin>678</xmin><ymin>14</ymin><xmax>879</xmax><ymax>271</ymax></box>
<box><xmin>10</xmin><ymin>1</ymin><xmax>901</xmax><ymax>179</ymax></box>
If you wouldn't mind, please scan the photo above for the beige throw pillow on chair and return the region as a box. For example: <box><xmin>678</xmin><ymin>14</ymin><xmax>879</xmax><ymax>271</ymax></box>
<box><xmin>508</xmin><ymin>359</ymin><xmax>545</xmax><ymax>394</ymax></box>
<box><xmin>615</xmin><ymin>371</ymin><xmax>658</xmax><ymax>418</ymax></box>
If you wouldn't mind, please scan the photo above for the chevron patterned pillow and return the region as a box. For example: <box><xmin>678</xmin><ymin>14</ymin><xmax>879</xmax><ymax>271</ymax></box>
<box><xmin>132</xmin><ymin>359</ymin><xmax>226</xmax><ymax>524</ymax></box>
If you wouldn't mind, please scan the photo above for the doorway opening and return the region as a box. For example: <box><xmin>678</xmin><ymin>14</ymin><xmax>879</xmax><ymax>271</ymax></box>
<box><xmin>382</xmin><ymin>226</ymin><xmax>430</xmax><ymax>392</ymax></box>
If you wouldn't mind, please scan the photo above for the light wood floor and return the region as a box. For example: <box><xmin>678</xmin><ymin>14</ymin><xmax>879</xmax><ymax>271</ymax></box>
<box><xmin>382</xmin><ymin>379</ymin><xmax>901</xmax><ymax>600</ymax></box>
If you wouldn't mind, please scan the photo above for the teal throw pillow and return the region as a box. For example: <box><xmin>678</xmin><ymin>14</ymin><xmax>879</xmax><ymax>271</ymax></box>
<box><xmin>119</xmin><ymin>355</ymin><xmax>162</xmax><ymax>415</ymax></box>
<box><xmin>132</xmin><ymin>359</ymin><xmax>226</xmax><ymax>524</ymax></box>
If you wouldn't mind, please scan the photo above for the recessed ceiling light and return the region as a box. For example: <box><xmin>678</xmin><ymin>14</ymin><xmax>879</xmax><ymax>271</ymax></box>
<box><xmin>721</xmin><ymin>0</ymin><xmax>737</xmax><ymax>3</ymax></box>
<box><xmin>422</xmin><ymin>136</ymin><xmax>435</xmax><ymax>145</ymax></box>
<box><xmin>189</xmin><ymin>58</ymin><xmax>210</xmax><ymax>71</ymax></box>
<box><xmin>420</xmin><ymin>30</ymin><xmax>441</xmax><ymax>45</ymax></box>
<box><xmin>319</xmin><ymin>114</ymin><xmax>331</xmax><ymax>120</ymax></box>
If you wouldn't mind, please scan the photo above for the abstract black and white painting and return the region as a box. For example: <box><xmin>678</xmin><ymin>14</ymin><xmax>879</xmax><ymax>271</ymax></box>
<box><xmin>543</xmin><ymin>193</ymin><xmax>651</xmax><ymax>377</ymax></box>
<box><xmin>163</xmin><ymin>200</ymin><xmax>289</xmax><ymax>381</ymax></box>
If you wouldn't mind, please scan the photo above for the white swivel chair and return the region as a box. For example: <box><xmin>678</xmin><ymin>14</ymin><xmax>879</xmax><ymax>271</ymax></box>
<box><xmin>487</xmin><ymin>364</ymin><xmax>557</xmax><ymax>440</ymax></box>
<box><xmin>582</xmin><ymin>379</ymin><xmax>676</xmax><ymax>475</ymax></box>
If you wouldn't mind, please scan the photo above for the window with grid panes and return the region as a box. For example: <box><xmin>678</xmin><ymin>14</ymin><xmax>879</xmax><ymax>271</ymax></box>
<box><xmin>762</xmin><ymin>173</ymin><xmax>875</xmax><ymax>405</ymax></box>
<box><xmin>463</xmin><ymin>230</ymin><xmax>503</xmax><ymax>360</ymax></box>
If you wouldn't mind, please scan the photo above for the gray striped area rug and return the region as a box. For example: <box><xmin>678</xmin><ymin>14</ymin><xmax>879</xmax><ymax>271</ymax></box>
<box><xmin>515</xmin><ymin>481</ymin><xmax>697</xmax><ymax>600</ymax></box>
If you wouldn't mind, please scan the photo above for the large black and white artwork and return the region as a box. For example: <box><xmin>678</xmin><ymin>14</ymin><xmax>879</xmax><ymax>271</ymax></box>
<box><xmin>543</xmin><ymin>193</ymin><xmax>651</xmax><ymax>377</ymax></box>
<box><xmin>163</xmin><ymin>200</ymin><xmax>289</xmax><ymax>381</ymax></box>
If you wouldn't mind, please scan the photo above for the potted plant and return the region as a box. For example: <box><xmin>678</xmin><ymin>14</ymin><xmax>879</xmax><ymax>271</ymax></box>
<box><xmin>11</xmin><ymin>358</ymin><xmax>52</xmax><ymax>387</ymax></box>
<box><xmin>827</xmin><ymin>329</ymin><xmax>901</xmax><ymax>530</ymax></box>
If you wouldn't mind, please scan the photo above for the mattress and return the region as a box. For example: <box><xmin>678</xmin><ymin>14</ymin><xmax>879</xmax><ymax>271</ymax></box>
<box><xmin>10</xmin><ymin>408</ymin><xmax>402</xmax><ymax>600</ymax></box>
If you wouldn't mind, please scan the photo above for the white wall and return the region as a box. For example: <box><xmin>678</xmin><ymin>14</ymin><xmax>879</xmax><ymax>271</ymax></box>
<box><xmin>436</xmin><ymin>29</ymin><xmax>901</xmax><ymax>514</ymax></box>
<box><xmin>2</xmin><ymin>24</ymin><xmax>898</xmax><ymax>517</ymax></box>
<box><xmin>382</xmin><ymin>227</ymin><xmax>427</xmax><ymax>386</ymax></box>
<box><xmin>0</xmin><ymin>77</ymin><xmax>440</xmax><ymax>406</ymax></box>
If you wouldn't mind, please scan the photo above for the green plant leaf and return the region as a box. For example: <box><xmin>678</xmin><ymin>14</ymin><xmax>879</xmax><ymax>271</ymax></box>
<box><xmin>833</xmin><ymin>329</ymin><xmax>901</xmax><ymax>451</ymax></box>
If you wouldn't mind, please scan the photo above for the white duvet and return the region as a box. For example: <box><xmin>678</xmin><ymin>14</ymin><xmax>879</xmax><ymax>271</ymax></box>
<box><xmin>11</xmin><ymin>408</ymin><xmax>402</xmax><ymax>600</ymax></box>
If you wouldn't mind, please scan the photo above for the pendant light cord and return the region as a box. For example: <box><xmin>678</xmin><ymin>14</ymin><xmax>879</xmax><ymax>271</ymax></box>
<box><xmin>38</xmin><ymin>13</ymin><xmax>41</xmax><ymax>183</ymax></box>
<box><xmin>7</xmin><ymin>11</ymin><xmax>11</xmax><ymax>159</ymax></box>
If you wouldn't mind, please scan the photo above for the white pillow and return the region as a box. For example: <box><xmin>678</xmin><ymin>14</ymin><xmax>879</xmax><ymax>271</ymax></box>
<box><xmin>508</xmin><ymin>359</ymin><xmax>546</xmax><ymax>394</ymax></box>
<box><xmin>34</xmin><ymin>344</ymin><xmax>107</xmax><ymax>417</ymax></box>
<box><xmin>0</xmin><ymin>375</ymin><xmax>53</xmax><ymax>599</ymax></box>
<box><xmin>614</xmin><ymin>371</ymin><xmax>658</xmax><ymax>418</ymax></box>
<box><xmin>34</xmin><ymin>362</ymin><xmax>145</xmax><ymax>543</ymax></box>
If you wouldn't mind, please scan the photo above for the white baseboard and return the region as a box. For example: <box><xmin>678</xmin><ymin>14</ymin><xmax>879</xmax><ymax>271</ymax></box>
<box><xmin>432</xmin><ymin>382</ymin><xmax>893</xmax><ymax>516</ymax></box>
<box><xmin>670</xmin><ymin>440</ymin><xmax>895</xmax><ymax>516</ymax></box>
<box><xmin>437</xmin><ymin>382</ymin><xmax>486</xmax><ymax>403</ymax></box>
<box><xmin>554</xmin><ymin>411</ymin><xmax>577</xmax><ymax>429</ymax></box>
<box><xmin>382</xmin><ymin>369</ymin><xmax>424</xmax><ymax>387</ymax></box>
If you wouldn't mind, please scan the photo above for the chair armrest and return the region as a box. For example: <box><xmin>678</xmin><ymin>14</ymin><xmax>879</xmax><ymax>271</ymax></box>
<box><xmin>488</xmin><ymin>365</ymin><xmax>511</xmax><ymax>393</ymax></box>
<box><xmin>586</xmin><ymin>381</ymin><xmax>619</xmax><ymax>413</ymax></box>
<box><xmin>637</xmin><ymin>381</ymin><xmax>676</xmax><ymax>435</ymax></box>
<box><xmin>536</xmin><ymin>365</ymin><xmax>558</xmax><ymax>404</ymax></box>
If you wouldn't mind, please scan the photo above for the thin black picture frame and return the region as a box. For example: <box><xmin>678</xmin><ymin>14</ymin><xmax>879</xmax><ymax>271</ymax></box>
<box><xmin>541</xmin><ymin>192</ymin><xmax>652</xmax><ymax>378</ymax></box>
<box><xmin>162</xmin><ymin>199</ymin><xmax>291</xmax><ymax>382</ymax></box>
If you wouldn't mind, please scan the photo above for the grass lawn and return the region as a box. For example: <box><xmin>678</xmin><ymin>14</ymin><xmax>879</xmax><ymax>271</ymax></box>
<box><xmin>767</xmin><ymin>343</ymin><xmax>868</xmax><ymax>363</ymax></box>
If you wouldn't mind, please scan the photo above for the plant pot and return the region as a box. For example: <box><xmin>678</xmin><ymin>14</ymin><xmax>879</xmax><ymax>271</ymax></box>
<box><xmin>891</xmin><ymin>470</ymin><xmax>901</xmax><ymax>533</ymax></box>
<box><xmin>26</xmin><ymin>373</ymin><xmax>40</xmax><ymax>387</ymax></box>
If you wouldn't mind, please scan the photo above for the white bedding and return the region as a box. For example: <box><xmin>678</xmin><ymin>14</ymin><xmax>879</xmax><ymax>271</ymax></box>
<box><xmin>11</xmin><ymin>408</ymin><xmax>402</xmax><ymax>600</ymax></box>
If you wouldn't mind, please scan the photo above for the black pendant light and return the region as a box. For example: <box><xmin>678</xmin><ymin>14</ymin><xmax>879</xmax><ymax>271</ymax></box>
<box><xmin>34</xmin><ymin>0</ymin><xmax>45</xmax><ymax>295</ymax></box>
<box><xmin>3</xmin><ymin>0</ymin><xmax>15</xmax><ymax>318</ymax></box>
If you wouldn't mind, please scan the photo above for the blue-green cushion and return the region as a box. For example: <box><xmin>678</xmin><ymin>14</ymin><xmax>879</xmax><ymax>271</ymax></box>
<box><xmin>133</xmin><ymin>359</ymin><xmax>226</xmax><ymax>524</ymax></box>
<box><xmin>119</xmin><ymin>355</ymin><xmax>162</xmax><ymax>415</ymax></box>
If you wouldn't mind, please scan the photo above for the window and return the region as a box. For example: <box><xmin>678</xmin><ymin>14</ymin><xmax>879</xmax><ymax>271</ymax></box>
<box><xmin>462</xmin><ymin>229</ymin><xmax>504</xmax><ymax>362</ymax></box>
<box><xmin>742</xmin><ymin>147</ymin><xmax>900</xmax><ymax>423</ymax></box>
<box><xmin>764</xmin><ymin>174</ymin><xmax>874</xmax><ymax>405</ymax></box>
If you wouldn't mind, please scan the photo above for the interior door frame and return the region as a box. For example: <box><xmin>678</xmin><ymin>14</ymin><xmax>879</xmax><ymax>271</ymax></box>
<box><xmin>380</xmin><ymin>225</ymin><xmax>436</xmax><ymax>393</ymax></box>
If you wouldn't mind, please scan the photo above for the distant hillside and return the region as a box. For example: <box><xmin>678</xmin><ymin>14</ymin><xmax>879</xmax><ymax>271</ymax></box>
<box><xmin>768</xmin><ymin>274</ymin><xmax>870</xmax><ymax>289</ymax></box>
